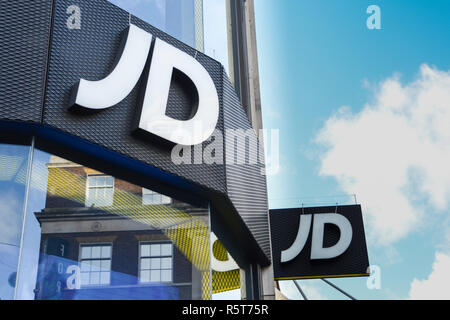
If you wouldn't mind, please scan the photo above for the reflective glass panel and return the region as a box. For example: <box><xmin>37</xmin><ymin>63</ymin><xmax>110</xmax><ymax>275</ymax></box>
<box><xmin>203</xmin><ymin>0</ymin><xmax>230</xmax><ymax>73</ymax></box>
<box><xmin>108</xmin><ymin>0</ymin><xmax>204</xmax><ymax>51</ymax></box>
<box><xmin>0</xmin><ymin>143</ymin><xmax>31</xmax><ymax>300</ymax></box>
<box><xmin>14</xmin><ymin>149</ymin><xmax>212</xmax><ymax>300</ymax></box>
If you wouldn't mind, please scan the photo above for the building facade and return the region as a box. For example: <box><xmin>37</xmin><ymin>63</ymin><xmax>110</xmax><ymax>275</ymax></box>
<box><xmin>0</xmin><ymin>0</ymin><xmax>273</xmax><ymax>300</ymax></box>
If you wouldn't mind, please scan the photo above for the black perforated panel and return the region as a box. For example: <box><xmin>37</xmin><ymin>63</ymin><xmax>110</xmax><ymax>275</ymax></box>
<box><xmin>223</xmin><ymin>74</ymin><xmax>271</xmax><ymax>260</ymax></box>
<box><xmin>0</xmin><ymin>0</ymin><xmax>52</xmax><ymax>123</ymax></box>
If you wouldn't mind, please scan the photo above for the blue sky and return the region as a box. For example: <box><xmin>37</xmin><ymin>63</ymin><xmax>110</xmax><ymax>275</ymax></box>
<box><xmin>254</xmin><ymin>0</ymin><xmax>450</xmax><ymax>299</ymax></box>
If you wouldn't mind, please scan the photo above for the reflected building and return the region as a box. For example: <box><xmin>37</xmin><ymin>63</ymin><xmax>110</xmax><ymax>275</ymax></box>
<box><xmin>34</xmin><ymin>156</ymin><xmax>211</xmax><ymax>300</ymax></box>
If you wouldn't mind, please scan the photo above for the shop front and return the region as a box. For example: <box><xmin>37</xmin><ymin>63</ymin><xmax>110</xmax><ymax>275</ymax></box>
<box><xmin>0</xmin><ymin>0</ymin><xmax>272</xmax><ymax>300</ymax></box>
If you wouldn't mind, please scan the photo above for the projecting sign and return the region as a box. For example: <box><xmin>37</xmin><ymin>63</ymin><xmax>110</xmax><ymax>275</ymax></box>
<box><xmin>270</xmin><ymin>205</ymin><xmax>370</xmax><ymax>280</ymax></box>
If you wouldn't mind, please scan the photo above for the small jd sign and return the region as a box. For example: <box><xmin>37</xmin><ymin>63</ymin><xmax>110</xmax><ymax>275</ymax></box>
<box><xmin>270</xmin><ymin>205</ymin><xmax>370</xmax><ymax>280</ymax></box>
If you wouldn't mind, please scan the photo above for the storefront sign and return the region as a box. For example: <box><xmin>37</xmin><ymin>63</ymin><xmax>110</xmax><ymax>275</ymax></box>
<box><xmin>270</xmin><ymin>205</ymin><xmax>370</xmax><ymax>280</ymax></box>
<box><xmin>70</xmin><ymin>24</ymin><xmax>219</xmax><ymax>146</ymax></box>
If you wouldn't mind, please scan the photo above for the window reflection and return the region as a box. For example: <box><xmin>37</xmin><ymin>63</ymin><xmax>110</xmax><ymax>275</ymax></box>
<box><xmin>79</xmin><ymin>244</ymin><xmax>112</xmax><ymax>286</ymax></box>
<box><xmin>0</xmin><ymin>143</ymin><xmax>31</xmax><ymax>300</ymax></box>
<box><xmin>142</xmin><ymin>188</ymin><xmax>171</xmax><ymax>205</ymax></box>
<box><xmin>108</xmin><ymin>0</ymin><xmax>204</xmax><ymax>51</ymax></box>
<box><xmin>14</xmin><ymin>149</ymin><xmax>211</xmax><ymax>300</ymax></box>
<box><xmin>139</xmin><ymin>242</ymin><xmax>173</xmax><ymax>283</ymax></box>
<box><xmin>203</xmin><ymin>0</ymin><xmax>230</xmax><ymax>73</ymax></box>
<box><xmin>86</xmin><ymin>175</ymin><xmax>114</xmax><ymax>207</ymax></box>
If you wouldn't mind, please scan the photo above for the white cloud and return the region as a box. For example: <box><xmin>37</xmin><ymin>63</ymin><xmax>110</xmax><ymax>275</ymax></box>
<box><xmin>279</xmin><ymin>280</ymin><xmax>327</xmax><ymax>300</ymax></box>
<box><xmin>315</xmin><ymin>64</ymin><xmax>450</xmax><ymax>245</ymax></box>
<box><xmin>383</xmin><ymin>245</ymin><xmax>402</xmax><ymax>266</ymax></box>
<box><xmin>263</xmin><ymin>106</ymin><xmax>282</xmax><ymax>119</ymax></box>
<box><xmin>409</xmin><ymin>252</ymin><xmax>450</xmax><ymax>300</ymax></box>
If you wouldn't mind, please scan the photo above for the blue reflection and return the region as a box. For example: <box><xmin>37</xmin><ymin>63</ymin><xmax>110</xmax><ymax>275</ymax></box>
<box><xmin>35</xmin><ymin>254</ymin><xmax>179</xmax><ymax>300</ymax></box>
<box><xmin>14</xmin><ymin>149</ymin><xmax>50</xmax><ymax>300</ymax></box>
<box><xmin>0</xmin><ymin>243</ymin><xmax>20</xmax><ymax>299</ymax></box>
<box><xmin>0</xmin><ymin>143</ymin><xmax>30</xmax><ymax>300</ymax></box>
<box><xmin>108</xmin><ymin>0</ymin><xmax>198</xmax><ymax>48</ymax></box>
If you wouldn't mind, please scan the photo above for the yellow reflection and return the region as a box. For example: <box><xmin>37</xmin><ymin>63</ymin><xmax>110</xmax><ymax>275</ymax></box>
<box><xmin>212</xmin><ymin>239</ymin><xmax>240</xmax><ymax>294</ymax></box>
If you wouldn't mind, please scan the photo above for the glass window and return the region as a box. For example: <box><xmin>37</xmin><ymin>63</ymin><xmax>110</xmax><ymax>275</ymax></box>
<box><xmin>142</xmin><ymin>188</ymin><xmax>171</xmax><ymax>205</ymax></box>
<box><xmin>203</xmin><ymin>0</ymin><xmax>230</xmax><ymax>73</ymax></box>
<box><xmin>0</xmin><ymin>143</ymin><xmax>31</xmax><ymax>300</ymax></box>
<box><xmin>139</xmin><ymin>242</ymin><xmax>173</xmax><ymax>283</ymax></box>
<box><xmin>108</xmin><ymin>0</ymin><xmax>204</xmax><ymax>51</ymax></box>
<box><xmin>79</xmin><ymin>244</ymin><xmax>112</xmax><ymax>286</ymax></box>
<box><xmin>86</xmin><ymin>175</ymin><xmax>114</xmax><ymax>207</ymax></box>
<box><xmin>107</xmin><ymin>0</ymin><xmax>234</xmax><ymax>84</ymax></box>
<box><xmin>12</xmin><ymin>148</ymin><xmax>212</xmax><ymax>300</ymax></box>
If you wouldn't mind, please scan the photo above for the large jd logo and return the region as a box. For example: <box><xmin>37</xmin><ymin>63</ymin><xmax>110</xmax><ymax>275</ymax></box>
<box><xmin>281</xmin><ymin>213</ymin><xmax>353</xmax><ymax>262</ymax></box>
<box><xmin>69</xmin><ymin>24</ymin><xmax>219</xmax><ymax>146</ymax></box>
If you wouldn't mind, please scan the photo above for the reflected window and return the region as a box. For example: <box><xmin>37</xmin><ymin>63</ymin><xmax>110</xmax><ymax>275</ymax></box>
<box><xmin>86</xmin><ymin>175</ymin><xmax>114</xmax><ymax>207</ymax></box>
<box><xmin>142</xmin><ymin>188</ymin><xmax>171</xmax><ymax>205</ymax></box>
<box><xmin>139</xmin><ymin>242</ymin><xmax>173</xmax><ymax>283</ymax></box>
<box><xmin>79</xmin><ymin>244</ymin><xmax>112</xmax><ymax>286</ymax></box>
